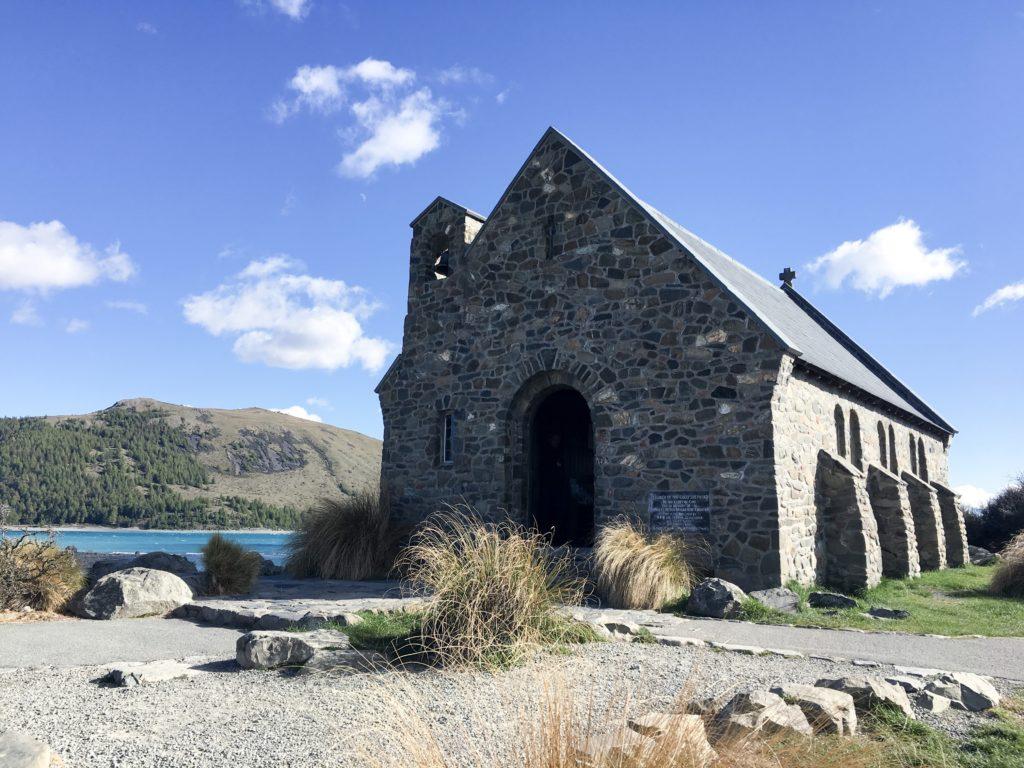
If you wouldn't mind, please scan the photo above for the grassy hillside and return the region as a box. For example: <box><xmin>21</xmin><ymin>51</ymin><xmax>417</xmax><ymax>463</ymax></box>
<box><xmin>0</xmin><ymin>398</ymin><xmax>381</xmax><ymax>530</ymax></box>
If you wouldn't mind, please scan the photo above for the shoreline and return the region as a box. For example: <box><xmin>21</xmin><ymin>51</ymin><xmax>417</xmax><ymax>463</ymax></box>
<box><xmin>6</xmin><ymin>525</ymin><xmax>293</xmax><ymax>535</ymax></box>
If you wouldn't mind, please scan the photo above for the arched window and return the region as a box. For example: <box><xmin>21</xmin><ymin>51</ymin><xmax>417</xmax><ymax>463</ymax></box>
<box><xmin>849</xmin><ymin>409</ymin><xmax>863</xmax><ymax>470</ymax></box>
<box><xmin>909</xmin><ymin>435</ymin><xmax>918</xmax><ymax>475</ymax></box>
<box><xmin>877</xmin><ymin>422</ymin><xmax>887</xmax><ymax>469</ymax></box>
<box><xmin>888</xmin><ymin>425</ymin><xmax>898</xmax><ymax>473</ymax></box>
<box><xmin>918</xmin><ymin>438</ymin><xmax>928</xmax><ymax>481</ymax></box>
<box><xmin>834</xmin><ymin>405</ymin><xmax>847</xmax><ymax>458</ymax></box>
<box><xmin>430</xmin><ymin>233</ymin><xmax>451</xmax><ymax>280</ymax></box>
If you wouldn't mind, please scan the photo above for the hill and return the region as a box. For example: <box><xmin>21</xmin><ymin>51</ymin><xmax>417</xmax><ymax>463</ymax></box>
<box><xmin>0</xmin><ymin>398</ymin><xmax>381</xmax><ymax>530</ymax></box>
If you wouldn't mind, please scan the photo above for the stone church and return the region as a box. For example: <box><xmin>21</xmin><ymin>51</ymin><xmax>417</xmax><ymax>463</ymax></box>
<box><xmin>376</xmin><ymin>127</ymin><xmax>968</xmax><ymax>591</ymax></box>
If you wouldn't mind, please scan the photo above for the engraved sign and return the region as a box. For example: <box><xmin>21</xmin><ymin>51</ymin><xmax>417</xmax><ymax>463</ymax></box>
<box><xmin>648</xmin><ymin>491</ymin><xmax>711</xmax><ymax>534</ymax></box>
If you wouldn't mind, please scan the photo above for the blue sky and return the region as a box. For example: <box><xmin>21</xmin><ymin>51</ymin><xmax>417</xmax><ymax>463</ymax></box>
<box><xmin>1</xmin><ymin>1</ymin><xmax>1021</xmax><ymax>503</ymax></box>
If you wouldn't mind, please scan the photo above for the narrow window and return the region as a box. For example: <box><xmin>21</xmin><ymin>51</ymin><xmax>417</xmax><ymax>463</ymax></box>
<box><xmin>544</xmin><ymin>215</ymin><xmax>558</xmax><ymax>260</ymax></box>
<box><xmin>877</xmin><ymin>422</ymin><xmax>887</xmax><ymax>469</ymax></box>
<box><xmin>441</xmin><ymin>413</ymin><xmax>454</xmax><ymax>464</ymax></box>
<box><xmin>888</xmin><ymin>425</ymin><xmax>898</xmax><ymax>473</ymax></box>
<box><xmin>849</xmin><ymin>409</ymin><xmax>863</xmax><ymax>470</ymax></box>
<box><xmin>834</xmin><ymin>405</ymin><xmax>847</xmax><ymax>458</ymax></box>
<box><xmin>909</xmin><ymin>435</ymin><xmax>918</xmax><ymax>475</ymax></box>
<box><xmin>918</xmin><ymin>438</ymin><xmax>928</xmax><ymax>481</ymax></box>
<box><xmin>430</xmin><ymin>233</ymin><xmax>451</xmax><ymax>280</ymax></box>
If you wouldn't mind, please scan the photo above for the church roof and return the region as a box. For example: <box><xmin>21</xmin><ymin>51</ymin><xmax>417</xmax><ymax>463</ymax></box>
<box><xmin>546</xmin><ymin>127</ymin><xmax>954</xmax><ymax>435</ymax></box>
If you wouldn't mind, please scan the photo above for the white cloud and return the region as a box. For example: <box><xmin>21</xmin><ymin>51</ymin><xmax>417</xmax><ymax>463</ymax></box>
<box><xmin>806</xmin><ymin>219</ymin><xmax>965</xmax><ymax>298</ymax></box>
<box><xmin>272</xmin><ymin>404</ymin><xmax>323</xmax><ymax>422</ymax></box>
<box><xmin>280</xmin><ymin>190</ymin><xmax>297</xmax><ymax>216</ymax></box>
<box><xmin>955</xmin><ymin>484</ymin><xmax>994</xmax><ymax>509</ymax></box>
<box><xmin>0</xmin><ymin>220</ymin><xmax>136</xmax><ymax>293</ymax></box>
<box><xmin>339</xmin><ymin>88</ymin><xmax>443</xmax><ymax>178</ymax></box>
<box><xmin>106</xmin><ymin>300</ymin><xmax>148</xmax><ymax>315</ymax></box>
<box><xmin>65</xmin><ymin>318</ymin><xmax>89</xmax><ymax>334</ymax></box>
<box><xmin>271</xmin><ymin>59</ymin><xmax>417</xmax><ymax>123</ymax></box>
<box><xmin>495</xmin><ymin>89</ymin><xmax>509</xmax><ymax>105</ymax></box>
<box><xmin>973</xmin><ymin>281</ymin><xmax>1024</xmax><ymax>316</ymax></box>
<box><xmin>182</xmin><ymin>257</ymin><xmax>393</xmax><ymax>372</ymax></box>
<box><xmin>436</xmin><ymin>65</ymin><xmax>493</xmax><ymax>86</ymax></box>
<box><xmin>136</xmin><ymin>21</ymin><xmax>158</xmax><ymax>34</ymax></box>
<box><xmin>10</xmin><ymin>301</ymin><xmax>42</xmax><ymax>326</ymax></box>
<box><xmin>270</xmin><ymin>0</ymin><xmax>310</xmax><ymax>19</ymax></box>
<box><xmin>306</xmin><ymin>396</ymin><xmax>330</xmax><ymax>408</ymax></box>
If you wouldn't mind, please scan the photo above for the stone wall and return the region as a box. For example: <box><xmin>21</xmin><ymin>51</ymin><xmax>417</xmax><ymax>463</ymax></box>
<box><xmin>378</xmin><ymin>131</ymin><xmax>787</xmax><ymax>589</ymax></box>
<box><xmin>770</xmin><ymin>358</ymin><xmax>952</xmax><ymax>584</ymax></box>
<box><xmin>932</xmin><ymin>481</ymin><xmax>969</xmax><ymax>567</ymax></box>
<box><xmin>866</xmin><ymin>464</ymin><xmax>921</xmax><ymax>579</ymax></box>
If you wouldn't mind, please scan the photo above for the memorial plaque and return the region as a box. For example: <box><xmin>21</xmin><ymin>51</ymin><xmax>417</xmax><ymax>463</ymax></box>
<box><xmin>648</xmin><ymin>491</ymin><xmax>711</xmax><ymax>534</ymax></box>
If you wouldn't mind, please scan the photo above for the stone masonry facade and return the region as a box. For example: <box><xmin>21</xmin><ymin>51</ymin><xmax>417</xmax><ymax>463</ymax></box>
<box><xmin>377</xmin><ymin>128</ymin><xmax>967</xmax><ymax>591</ymax></box>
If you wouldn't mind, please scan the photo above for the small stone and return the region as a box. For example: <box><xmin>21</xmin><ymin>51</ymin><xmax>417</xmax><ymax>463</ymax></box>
<box><xmin>715</xmin><ymin>691</ymin><xmax>812</xmax><ymax>738</ymax></box>
<box><xmin>867</xmin><ymin>606</ymin><xmax>910</xmax><ymax>620</ymax></box>
<box><xmin>102</xmin><ymin>660</ymin><xmax>200</xmax><ymax>687</ymax></box>
<box><xmin>808</xmin><ymin>591</ymin><xmax>857</xmax><ymax>609</ymax></box>
<box><xmin>968</xmin><ymin>545</ymin><xmax>997</xmax><ymax>565</ymax></box>
<box><xmin>942</xmin><ymin>672</ymin><xmax>1001</xmax><ymax>712</ymax></box>
<box><xmin>715</xmin><ymin>643</ymin><xmax>764</xmax><ymax>655</ymax></box>
<box><xmin>603</xmin><ymin>620</ymin><xmax>641</xmax><ymax>636</ymax></box>
<box><xmin>924</xmin><ymin>679</ymin><xmax>962</xmax><ymax>703</ymax></box>
<box><xmin>0</xmin><ymin>730</ymin><xmax>51</xmax><ymax>768</ymax></box>
<box><xmin>749</xmin><ymin>587</ymin><xmax>800</xmax><ymax>614</ymax></box>
<box><xmin>895</xmin><ymin>666</ymin><xmax>946</xmax><ymax>679</ymax></box>
<box><xmin>686</xmin><ymin>578</ymin><xmax>747</xmax><ymax>619</ymax></box>
<box><xmin>770</xmin><ymin>683</ymin><xmax>857</xmax><ymax>735</ymax></box>
<box><xmin>297</xmin><ymin>649</ymin><xmax>385</xmax><ymax>675</ymax></box>
<box><xmin>852</xmin><ymin>659</ymin><xmax>881</xmax><ymax>668</ymax></box>
<box><xmin>626</xmin><ymin>713</ymin><xmax>715</xmax><ymax>767</ymax></box>
<box><xmin>581</xmin><ymin>726</ymin><xmax>656</xmax><ymax>765</ymax></box>
<box><xmin>658</xmin><ymin>636</ymin><xmax>706</xmax><ymax>648</ymax></box>
<box><xmin>917</xmin><ymin>691</ymin><xmax>951</xmax><ymax>713</ymax></box>
<box><xmin>816</xmin><ymin>676</ymin><xmax>915</xmax><ymax>719</ymax></box>
<box><xmin>885</xmin><ymin>675</ymin><xmax>925</xmax><ymax>694</ymax></box>
<box><xmin>236</xmin><ymin>631</ymin><xmax>315</xmax><ymax>670</ymax></box>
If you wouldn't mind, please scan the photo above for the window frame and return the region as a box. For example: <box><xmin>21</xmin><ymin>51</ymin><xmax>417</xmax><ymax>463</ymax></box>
<box><xmin>440</xmin><ymin>412</ymin><xmax>455</xmax><ymax>465</ymax></box>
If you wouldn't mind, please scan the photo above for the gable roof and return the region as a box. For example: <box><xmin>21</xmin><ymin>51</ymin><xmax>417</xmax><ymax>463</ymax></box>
<box><xmin>543</xmin><ymin>127</ymin><xmax>954</xmax><ymax>435</ymax></box>
<box><xmin>409</xmin><ymin>195</ymin><xmax>486</xmax><ymax>228</ymax></box>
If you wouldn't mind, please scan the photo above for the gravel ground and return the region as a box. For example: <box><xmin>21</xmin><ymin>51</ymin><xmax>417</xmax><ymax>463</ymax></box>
<box><xmin>0</xmin><ymin>643</ymin><xmax>1016</xmax><ymax>768</ymax></box>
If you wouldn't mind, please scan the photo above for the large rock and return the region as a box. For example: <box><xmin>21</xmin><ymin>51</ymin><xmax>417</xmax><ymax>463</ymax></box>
<box><xmin>101</xmin><ymin>659</ymin><xmax>201</xmax><ymax>687</ymax></box>
<box><xmin>236</xmin><ymin>631</ymin><xmax>316</xmax><ymax>670</ymax></box>
<box><xmin>297</xmin><ymin>649</ymin><xmax>385</xmax><ymax>676</ymax></box>
<box><xmin>749</xmin><ymin>587</ymin><xmax>799</xmax><ymax>614</ymax></box>
<box><xmin>934</xmin><ymin>672</ymin><xmax>1001</xmax><ymax>712</ymax></box>
<box><xmin>808</xmin><ymin>591</ymin><xmax>857</xmax><ymax>609</ymax></box>
<box><xmin>770</xmin><ymin>683</ymin><xmax>857</xmax><ymax>735</ymax></box>
<box><xmin>715</xmin><ymin>690</ymin><xmax>813</xmax><ymax>738</ymax></box>
<box><xmin>0</xmin><ymin>730</ymin><xmax>51</xmax><ymax>768</ymax></box>
<box><xmin>816</xmin><ymin>675</ymin><xmax>915</xmax><ymax>719</ymax></box>
<box><xmin>580</xmin><ymin>727</ymin><xmax>655</xmax><ymax>765</ymax></box>
<box><xmin>626</xmin><ymin>713</ymin><xmax>715</xmax><ymax>766</ymax></box>
<box><xmin>686</xmin><ymin>578</ymin><xmax>747</xmax><ymax>619</ymax></box>
<box><xmin>968</xmin><ymin>545</ymin><xmax>997</xmax><ymax>566</ymax></box>
<box><xmin>867</xmin><ymin>606</ymin><xmax>910</xmax><ymax>620</ymax></box>
<box><xmin>76</xmin><ymin>567</ymin><xmax>193</xmax><ymax>619</ymax></box>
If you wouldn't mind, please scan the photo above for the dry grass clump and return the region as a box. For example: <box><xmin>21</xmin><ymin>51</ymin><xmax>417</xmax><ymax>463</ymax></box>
<box><xmin>592</xmin><ymin>518</ymin><xmax>697</xmax><ymax>610</ymax></box>
<box><xmin>991</xmin><ymin>531</ymin><xmax>1024</xmax><ymax>598</ymax></box>
<box><xmin>286</xmin><ymin>492</ymin><xmax>401</xmax><ymax>581</ymax></box>
<box><xmin>400</xmin><ymin>507</ymin><xmax>584</xmax><ymax>668</ymax></box>
<box><xmin>0</xmin><ymin>534</ymin><xmax>85</xmax><ymax>612</ymax></box>
<box><xmin>202</xmin><ymin>533</ymin><xmax>262</xmax><ymax>595</ymax></box>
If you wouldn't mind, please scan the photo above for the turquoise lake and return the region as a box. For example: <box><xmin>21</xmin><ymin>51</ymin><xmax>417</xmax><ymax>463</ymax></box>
<box><xmin>2</xmin><ymin>528</ymin><xmax>292</xmax><ymax>564</ymax></box>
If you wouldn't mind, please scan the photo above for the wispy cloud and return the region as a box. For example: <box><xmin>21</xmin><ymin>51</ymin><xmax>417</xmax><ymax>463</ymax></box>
<box><xmin>973</xmin><ymin>281</ymin><xmax>1024</xmax><ymax>316</ymax></box>
<box><xmin>954</xmin><ymin>484</ymin><xmax>994</xmax><ymax>509</ymax></box>
<box><xmin>241</xmin><ymin>0</ymin><xmax>311</xmax><ymax>21</ymax></box>
<box><xmin>306</xmin><ymin>396</ymin><xmax>331</xmax><ymax>408</ymax></box>
<box><xmin>495</xmin><ymin>89</ymin><xmax>509</xmax><ymax>105</ymax></box>
<box><xmin>806</xmin><ymin>219</ymin><xmax>965</xmax><ymax>298</ymax></box>
<box><xmin>272</xmin><ymin>57</ymin><xmax>495</xmax><ymax>178</ymax></box>
<box><xmin>280</xmin><ymin>190</ymin><xmax>297</xmax><ymax>216</ymax></box>
<box><xmin>183</xmin><ymin>256</ymin><xmax>392</xmax><ymax>372</ymax></box>
<box><xmin>106</xmin><ymin>300</ymin><xmax>148</xmax><ymax>315</ymax></box>
<box><xmin>136</xmin><ymin>21</ymin><xmax>158</xmax><ymax>34</ymax></box>
<box><xmin>10</xmin><ymin>301</ymin><xmax>42</xmax><ymax>326</ymax></box>
<box><xmin>0</xmin><ymin>220</ymin><xmax>135</xmax><ymax>293</ymax></box>
<box><xmin>65</xmin><ymin>318</ymin><xmax>89</xmax><ymax>334</ymax></box>
<box><xmin>272</xmin><ymin>404</ymin><xmax>323</xmax><ymax>422</ymax></box>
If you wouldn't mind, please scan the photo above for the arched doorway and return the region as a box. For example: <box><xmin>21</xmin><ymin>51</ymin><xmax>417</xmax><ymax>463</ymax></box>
<box><xmin>528</xmin><ymin>388</ymin><xmax>595</xmax><ymax>546</ymax></box>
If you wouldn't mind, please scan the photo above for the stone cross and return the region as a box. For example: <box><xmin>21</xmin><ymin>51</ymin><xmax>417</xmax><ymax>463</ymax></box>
<box><xmin>779</xmin><ymin>267</ymin><xmax>797</xmax><ymax>287</ymax></box>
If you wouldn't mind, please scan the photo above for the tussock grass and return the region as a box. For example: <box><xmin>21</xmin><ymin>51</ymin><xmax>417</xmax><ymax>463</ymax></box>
<box><xmin>201</xmin><ymin>533</ymin><xmax>261</xmax><ymax>595</ymax></box>
<box><xmin>992</xmin><ymin>531</ymin><xmax>1024</xmax><ymax>599</ymax></box>
<box><xmin>400</xmin><ymin>507</ymin><xmax>584</xmax><ymax>668</ymax></box>
<box><xmin>0</xmin><ymin>534</ymin><xmax>85</xmax><ymax>612</ymax></box>
<box><xmin>592</xmin><ymin>518</ymin><xmax>697</xmax><ymax>610</ymax></box>
<box><xmin>285</xmin><ymin>492</ymin><xmax>401</xmax><ymax>581</ymax></box>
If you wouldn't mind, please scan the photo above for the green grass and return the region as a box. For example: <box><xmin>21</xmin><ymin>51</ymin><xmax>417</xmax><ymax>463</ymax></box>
<box><xmin>732</xmin><ymin>565</ymin><xmax>1024</xmax><ymax>637</ymax></box>
<box><xmin>631</xmin><ymin>626</ymin><xmax>658</xmax><ymax>644</ymax></box>
<box><xmin>289</xmin><ymin>609</ymin><xmax>601</xmax><ymax>667</ymax></box>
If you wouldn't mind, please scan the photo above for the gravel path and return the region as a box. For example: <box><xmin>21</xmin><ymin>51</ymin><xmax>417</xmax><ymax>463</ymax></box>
<box><xmin>0</xmin><ymin>643</ymin><xmax>1014</xmax><ymax>768</ymax></box>
<box><xmin>0</xmin><ymin>618</ymin><xmax>242</xmax><ymax>668</ymax></box>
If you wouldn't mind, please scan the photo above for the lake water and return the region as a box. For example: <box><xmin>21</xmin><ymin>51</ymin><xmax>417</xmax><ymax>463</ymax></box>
<box><xmin>2</xmin><ymin>528</ymin><xmax>292</xmax><ymax>565</ymax></box>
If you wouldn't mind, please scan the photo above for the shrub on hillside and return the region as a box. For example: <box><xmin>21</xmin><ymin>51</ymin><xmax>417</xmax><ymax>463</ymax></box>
<box><xmin>591</xmin><ymin>517</ymin><xmax>698</xmax><ymax>610</ymax></box>
<box><xmin>399</xmin><ymin>508</ymin><xmax>584</xmax><ymax>668</ymax></box>
<box><xmin>285</xmin><ymin>492</ymin><xmax>402</xmax><ymax>581</ymax></box>
<box><xmin>0</xmin><ymin>531</ymin><xmax>85</xmax><ymax>612</ymax></box>
<box><xmin>991</xmin><ymin>531</ymin><xmax>1024</xmax><ymax>599</ymax></box>
<box><xmin>965</xmin><ymin>474</ymin><xmax>1024</xmax><ymax>553</ymax></box>
<box><xmin>201</xmin><ymin>533</ymin><xmax>262</xmax><ymax>595</ymax></box>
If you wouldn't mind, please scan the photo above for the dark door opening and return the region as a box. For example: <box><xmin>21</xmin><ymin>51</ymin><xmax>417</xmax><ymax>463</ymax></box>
<box><xmin>528</xmin><ymin>388</ymin><xmax>595</xmax><ymax>546</ymax></box>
